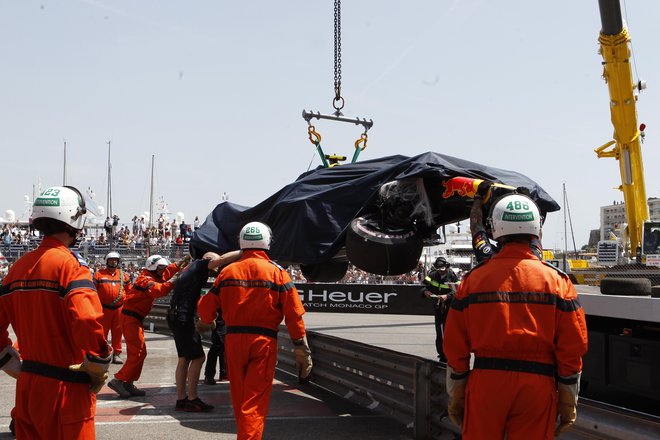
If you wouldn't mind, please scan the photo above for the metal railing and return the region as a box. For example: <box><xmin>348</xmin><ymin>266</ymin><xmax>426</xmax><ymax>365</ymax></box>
<box><xmin>146</xmin><ymin>305</ymin><xmax>660</xmax><ymax>440</ymax></box>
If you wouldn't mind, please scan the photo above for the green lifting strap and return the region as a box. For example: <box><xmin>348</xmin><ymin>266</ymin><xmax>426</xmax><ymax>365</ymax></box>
<box><xmin>315</xmin><ymin>141</ymin><xmax>329</xmax><ymax>168</ymax></box>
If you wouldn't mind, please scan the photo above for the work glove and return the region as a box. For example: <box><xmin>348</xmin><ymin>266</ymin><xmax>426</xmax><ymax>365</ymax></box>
<box><xmin>0</xmin><ymin>345</ymin><xmax>21</xmax><ymax>379</ymax></box>
<box><xmin>292</xmin><ymin>336</ymin><xmax>313</xmax><ymax>384</ymax></box>
<box><xmin>555</xmin><ymin>372</ymin><xmax>581</xmax><ymax>436</ymax></box>
<box><xmin>446</xmin><ymin>365</ymin><xmax>469</xmax><ymax>428</ymax></box>
<box><xmin>68</xmin><ymin>351</ymin><xmax>113</xmax><ymax>394</ymax></box>
<box><xmin>168</xmin><ymin>271</ymin><xmax>182</xmax><ymax>285</ymax></box>
<box><xmin>177</xmin><ymin>254</ymin><xmax>192</xmax><ymax>269</ymax></box>
<box><xmin>196</xmin><ymin>319</ymin><xmax>216</xmax><ymax>335</ymax></box>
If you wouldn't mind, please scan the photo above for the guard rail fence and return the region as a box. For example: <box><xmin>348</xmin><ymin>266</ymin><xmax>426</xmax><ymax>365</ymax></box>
<box><xmin>146</xmin><ymin>305</ymin><xmax>660</xmax><ymax>440</ymax></box>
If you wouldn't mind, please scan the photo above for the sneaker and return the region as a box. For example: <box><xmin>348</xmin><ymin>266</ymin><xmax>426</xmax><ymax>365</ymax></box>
<box><xmin>204</xmin><ymin>377</ymin><xmax>216</xmax><ymax>385</ymax></box>
<box><xmin>184</xmin><ymin>397</ymin><xmax>214</xmax><ymax>413</ymax></box>
<box><xmin>175</xmin><ymin>397</ymin><xmax>189</xmax><ymax>411</ymax></box>
<box><xmin>112</xmin><ymin>353</ymin><xmax>124</xmax><ymax>364</ymax></box>
<box><xmin>108</xmin><ymin>378</ymin><xmax>131</xmax><ymax>398</ymax></box>
<box><xmin>124</xmin><ymin>381</ymin><xmax>146</xmax><ymax>397</ymax></box>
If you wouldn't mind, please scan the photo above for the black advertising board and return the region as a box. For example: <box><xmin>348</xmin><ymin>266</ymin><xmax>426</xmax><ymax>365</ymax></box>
<box><xmin>295</xmin><ymin>283</ymin><xmax>434</xmax><ymax>315</ymax></box>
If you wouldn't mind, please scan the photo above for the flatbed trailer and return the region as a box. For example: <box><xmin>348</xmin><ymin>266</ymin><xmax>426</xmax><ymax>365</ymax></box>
<box><xmin>577</xmin><ymin>285</ymin><xmax>660</xmax><ymax>411</ymax></box>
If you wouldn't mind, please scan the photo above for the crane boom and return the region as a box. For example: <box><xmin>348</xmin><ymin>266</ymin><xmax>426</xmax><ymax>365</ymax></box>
<box><xmin>595</xmin><ymin>0</ymin><xmax>649</xmax><ymax>258</ymax></box>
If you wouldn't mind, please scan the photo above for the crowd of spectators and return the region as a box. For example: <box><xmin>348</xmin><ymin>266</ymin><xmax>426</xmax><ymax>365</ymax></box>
<box><xmin>92</xmin><ymin>214</ymin><xmax>200</xmax><ymax>250</ymax></box>
<box><xmin>2</xmin><ymin>217</ymin><xmax>438</xmax><ymax>286</ymax></box>
<box><xmin>287</xmin><ymin>262</ymin><xmax>428</xmax><ymax>285</ymax></box>
<box><xmin>1</xmin><ymin>223</ymin><xmax>33</xmax><ymax>246</ymax></box>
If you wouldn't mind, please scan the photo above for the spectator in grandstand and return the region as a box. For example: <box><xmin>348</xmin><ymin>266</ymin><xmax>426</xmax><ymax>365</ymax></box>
<box><xmin>132</xmin><ymin>216</ymin><xmax>139</xmax><ymax>236</ymax></box>
<box><xmin>122</xmin><ymin>229</ymin><xmax>131</xmax><ymax>246</ymax></box>
<box><xmin>104</xmin><ymin>217</ymin><xmax>112</xmax><ymax>237</ymax></box>
<box><xmin>193</xmin><ymin>216</ymin><xmax>200</xmax><ymax>230</ymax></box>
<box><xmin>179</xmin><ymin>221</ymin><xmax>187</xmax><ymax>238</ymax></box>
<box><xmin>171</xmin><ymin>219</ymin><xmax>179</xmax><ymax>239</ymax></box>
<box><xmin>97</xmin><ymin>233</ymin><xmax>107</xmax><ymax>246</ymax></box>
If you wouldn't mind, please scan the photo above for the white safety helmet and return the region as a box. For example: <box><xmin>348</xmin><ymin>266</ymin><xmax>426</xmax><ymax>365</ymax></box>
<box><xmin>488</xmin><ymin>193</ymin><xmax>541</xmax><ymax>240</ymax></box>
<box><xmin>145</xmin><ymin>254</ymin><xmax>170</xmax><ymax>271</ymax></box>
<box><xmin>105</xmin><ymin>251</ymin><xmax>121</xmax><ymax>267</ymax></box>
<box><xmin>239</xmin><ymin>221</ymin><xmax>272</xmax><ymax>250</ymax></box>
<box><xmin>31</xmin><ymin>186</ymin><xmax>87</xmax><ymax>230</ymax></box>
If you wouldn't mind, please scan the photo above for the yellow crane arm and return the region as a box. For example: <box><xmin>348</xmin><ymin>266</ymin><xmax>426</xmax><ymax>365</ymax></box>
<box><xmin>596</xmin><ymin>0</ymin><xmax>648</xmax><ymax>257</ymax></box>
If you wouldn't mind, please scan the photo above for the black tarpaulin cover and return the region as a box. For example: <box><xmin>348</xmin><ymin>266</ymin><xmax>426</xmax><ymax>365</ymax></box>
<box><xmin>191</xmin><ymin>152</ymin><xmax>559</xmax><ymax>265</ymax></box>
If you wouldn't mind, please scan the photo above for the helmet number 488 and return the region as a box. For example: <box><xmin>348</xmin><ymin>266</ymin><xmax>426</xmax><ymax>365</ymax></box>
<box><xmin>506</xmin><ymin>200</ymin><xmax>529</xmax><ymax>211</ymax></box>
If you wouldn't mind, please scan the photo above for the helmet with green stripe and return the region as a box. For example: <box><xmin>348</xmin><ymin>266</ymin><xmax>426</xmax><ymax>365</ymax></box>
<box><xmin>488</xmin><ymin>193</ymin><xmax>541</xmax><ymax>239</ymax></box>
<box><xmin>32</xmin><ymin>186</ymin><xmax>87</xmax><ymax>231</ymax></box>
<box><xmin>239</xmin><ymin>222</ymin><xmax>272</xmax><ymax>250</ymax></box>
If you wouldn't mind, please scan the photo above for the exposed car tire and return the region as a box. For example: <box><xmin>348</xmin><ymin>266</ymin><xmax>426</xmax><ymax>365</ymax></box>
<box><xmin>346</xmin><ymin>215</ymin><xmax>423</xmax><ymax>276</ymax></box>
<box><xmin>600</xmin><ymin>277</ymin><xmax>651</xmax><ymax>296</ymax></box>
<box><xmin>300</xmin><ymin>261</ymin><xmax>349</xmax><ymax>283</ymax></box>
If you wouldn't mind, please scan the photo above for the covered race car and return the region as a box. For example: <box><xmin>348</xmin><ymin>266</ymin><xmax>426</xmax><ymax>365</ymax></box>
<box><xmin>191</xmin><ymin>152</ymin><xmax>559</xmax><ymax>281</ymax></box>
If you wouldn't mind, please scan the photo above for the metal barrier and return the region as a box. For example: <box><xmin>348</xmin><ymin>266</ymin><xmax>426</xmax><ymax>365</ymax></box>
<box><xmin>146</xmin><ymin>305</ymin><xmax>660</xmax><ymax>440</ymax></box>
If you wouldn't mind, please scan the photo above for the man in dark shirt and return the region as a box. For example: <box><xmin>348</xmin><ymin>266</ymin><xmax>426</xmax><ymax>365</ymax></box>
<box><xmin>167</xmin><ymin>250</ymin><xmax>240</xmax><ymax>412</ymax></box>
<box><xmin>422</xmin><ymin>256</ymin><xmax>459</xmax><ymax>362</ymax></box>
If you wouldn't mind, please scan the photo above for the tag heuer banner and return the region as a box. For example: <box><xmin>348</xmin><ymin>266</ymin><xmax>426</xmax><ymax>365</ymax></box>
<box><xmin>295</xmin><ymin>283</ymin><xmax>433</xmax><ymax>315</ymax></box>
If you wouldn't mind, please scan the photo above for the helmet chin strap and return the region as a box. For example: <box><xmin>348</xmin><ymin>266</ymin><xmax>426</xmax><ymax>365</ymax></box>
<box><xmin>65</xmin><ymin>226</ymin><xmax>81</xmax><ymax>248</ymax></box>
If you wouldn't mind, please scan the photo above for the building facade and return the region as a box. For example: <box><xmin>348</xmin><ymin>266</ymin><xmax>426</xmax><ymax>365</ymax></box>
<box><xmin>600</xmin><ymin>198</ymin><xmax>660</xmax><ymax>241</ymax></box>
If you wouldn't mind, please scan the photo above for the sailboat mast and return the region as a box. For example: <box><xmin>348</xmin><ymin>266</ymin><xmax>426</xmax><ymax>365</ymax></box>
<box><xmin>563</xmin><ymin>183</ymin><xmax>568</xmax><ymax>270</ymax></box>
<box><xmin>148</xmin><ymin>155</ymin><xmax>155</xmax><ymax>257</ymax></box>
<box><xmin>63</xmin><ymin>140</ymin><xmax>67</xmax><ymax>186</ymax></box>
<box><xmin>106</xmin><ymin>141</ymin><xmax>112</xmax><ymax>217</ymax></box>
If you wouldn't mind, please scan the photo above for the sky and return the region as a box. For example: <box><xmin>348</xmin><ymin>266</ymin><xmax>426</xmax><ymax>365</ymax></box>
<box><xmin>2</xmin><ymin>0</ymin><xmax>660</xmax><ymax>251</ymax></box>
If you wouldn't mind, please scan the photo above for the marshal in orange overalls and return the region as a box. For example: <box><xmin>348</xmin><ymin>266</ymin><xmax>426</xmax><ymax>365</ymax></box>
<box><xmin>113</xmin><ymin>263</ymin><xmax>178</xmax><ymax>384</ymax></box>
<box><xmin>197</xmin><ymin>249</ymin><xmax>307</xmax><ymax>440</ymax></box>
<box><xmin>93</xmin><ymin>267</ymin><xmax>131</xmax><ymax>357</ymax></box>
<box><xmin>0</xmin><ymin>236</ymin><xmax>111</xmax><ymax>440</ymax></box>
<box><xmin>444</xmin><ymin>242</ymin><xmax>588</xmax><ymax>440</ymax></box>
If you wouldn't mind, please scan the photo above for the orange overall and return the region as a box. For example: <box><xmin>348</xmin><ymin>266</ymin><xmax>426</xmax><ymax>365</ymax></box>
<box><xmin>198</xmin><ymin>249</ymin><xmax>306</xmax><ymax>440</ymax></box>
<box><xmin>113</xmin><ymin>263</ymin><xmax>178</xmax><ymax>382</ymax></box>
<box><xmin>444</xmin><ymin>242</ymin><xmax>588</xmax><ymax>440</ymax></box>
<box><xmin>93</xmin><ymin>268</ymin><xmax>131</xmax><ymax>355</ymax></box>
<box><xmin>0</xmin><ymin>236</ymin><xmax>110</xmax><ymax>440</ymax></box>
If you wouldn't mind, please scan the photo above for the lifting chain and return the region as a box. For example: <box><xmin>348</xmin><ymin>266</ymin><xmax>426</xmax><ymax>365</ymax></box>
<box><xmin>333</xmin><ymin>0</ymin><xmax>344</xmax><ymax>115</ymax></box>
